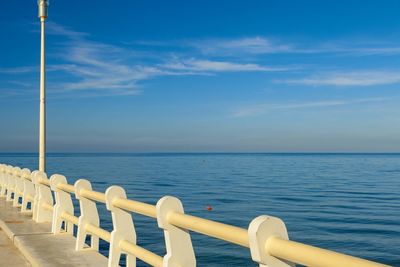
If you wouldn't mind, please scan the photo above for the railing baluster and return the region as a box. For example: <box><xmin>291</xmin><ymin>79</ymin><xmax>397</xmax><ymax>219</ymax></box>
<box><xmin>0</xmin><ymin>164</ymin><xmax>6</xmax><ymax>197</ymax></box>
<box><xmin>50</xmin><ymin>174</ymin><xmax>74</xmax><ymax>234</ymax></box>
<box><xmin>157</xmin><ymin>196</ymin><xmax>196</xmax><ymax>267</ymax></box>
<box><xmin>74</xmin><ymin>179</ymin><xmax>100</xmax><ymax>251</ymax></box>
<box><xmin>21</xmin><ymin>168</ymin><xmax>34</xmax><ymax>212</ymax></box>
<box><xmin>248</xmin><ymin>215</ymin><xmax>293</xmax><ymax>267</ymax></box>
<box><xmin>33</xmin><ymin>171</ymin><xmax>54</xmax><ymax>222</ymax></box>
<box><xmin>6</xmin><ymin>166</ymin><xmax>15</xmax><ymax>202</ymax></box>
<box><xmin>12</xmin><ymin>167</ymin><xmax>23</xmax><ymax>207</ymax></box>
<box><xmin>105</xmin><ymin>186</ymin><xmax>137</xmax><ymax>267</ymax></box>
<box><xmin>31</xmin><ymin>171</ymin><xmax>39</xmax><ymax>219</ymax></box>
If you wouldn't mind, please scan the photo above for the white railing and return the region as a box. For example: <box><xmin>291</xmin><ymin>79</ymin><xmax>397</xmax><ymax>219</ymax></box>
<box><xmin>0</xmin><ymin>163</ymin><xmax>391</xmax><ymax>267</ymax></box>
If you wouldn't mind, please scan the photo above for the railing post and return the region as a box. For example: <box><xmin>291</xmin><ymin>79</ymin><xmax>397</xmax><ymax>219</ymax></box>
<box><xmin>74</xmin><ymin>179</ymin><xmax>100</xmax><ymax>251</ymax></box>
<box><xmin>0</xmin><ymin>164</ymin><xmax>6</xmax><ymax>197</ymax></box>
<box><xmin>13</xmin><ymin>167</ymin><xmax>23</xmax><ymax>207</ymax></box>
<box><xmin>248</xmin><ymin>215</ymin><xmax>294</xmax><ymax>267</ymax></box>
<box><xmin>32</xmin><ymin>171</ymin><xmax>54</xmax><ymax>222</ymax></box>
<box><xmin>6</xmin><ymin>166</ymin><xmax>15</xmax><ymax>202</ymax></box>
<box><xmin>21</xmin><ymin>168</ymin><xmax>34</xmax><ymax>213</ymax></box>
<box><xmin>105</xmin><ymin>186</ymin><xmax>136</xmax><ymax>267</ymax></box>
<box><xmin>50</xmin><ymin>174</ymin><xmax>74</xmax><ymax>234</ymax></box>
<box><xmin>157</xmin><ymin>196</ymin><xmax>196</xmax><ymax>267</ymax></box>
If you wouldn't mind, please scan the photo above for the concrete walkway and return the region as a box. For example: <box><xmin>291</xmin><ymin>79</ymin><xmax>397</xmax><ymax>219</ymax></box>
<box><xmin>0</xmin><ymin>198</ymin><xmax>109</xmax><ymax>267</ymax></box>
<box><xmin>0</xmin><ymin>228</ymin><xmax>31</xmax><ymax>266</ymax></box>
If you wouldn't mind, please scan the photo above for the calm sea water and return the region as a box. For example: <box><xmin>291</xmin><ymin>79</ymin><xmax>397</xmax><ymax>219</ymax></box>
<box><xmin>1</xmin><ymin>153</ymin><xmax>399</xmax><ymax>266</ymax></box>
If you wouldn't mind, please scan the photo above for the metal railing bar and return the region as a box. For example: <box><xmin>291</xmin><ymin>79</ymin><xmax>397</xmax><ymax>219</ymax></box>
<box><xmin>112</xmin><ymin>198</ymin><xmax>157</xmax><ymax>218</ymax></box>
<box><xmin>42</xmin><ymin>202</ymin><xmax>54</xmax><ymax>211</ymax></box>
<box><xmin>60</xmin><ymin>211</ymin><xmax>79</xmax><ymax>225</ymax></box>
<box><xmin>38</xmin><ymin>177</ymin><xmax>51</xmax><ymax>186</ymax></box>
<box><xmin>57</xmin><ymin>183</ymin><xmax>75</xmax><ymax>194</ymax></box>
<box><xmin>266</xmin><ymin>236</ymin><xmax>390</xmax><ymax>267</ymax></box>
<box><xmin>85</xmin><ymin>223</ymin><xmax>111</xmax><ymax>243</ymax></box>
<box><xmin>167</xmin><ymin>211</ymin><xmax>249</xmax><ymax>248</ymax></box>
<box><xmin>80</xmin><ymin>188</ymin><xmax>106</xmax><ymax>204</ymax></box>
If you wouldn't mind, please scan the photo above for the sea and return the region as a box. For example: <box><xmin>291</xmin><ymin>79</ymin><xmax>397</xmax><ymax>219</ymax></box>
<box><xmin>1</xmin><ymin>153</ymin><xmax>399</xmax><ymax>266</ymax></box>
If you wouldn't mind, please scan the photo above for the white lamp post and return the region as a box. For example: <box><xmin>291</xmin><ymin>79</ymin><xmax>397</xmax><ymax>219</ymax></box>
<box><xmin>38</xmin><ymin>0</ymin><xmax>49</xmax><ymax>172</ymax></box>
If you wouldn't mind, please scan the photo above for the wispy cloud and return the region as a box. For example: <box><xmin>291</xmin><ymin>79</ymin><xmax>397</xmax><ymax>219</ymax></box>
<box><xmin>300</xmin><ymin>41</ymin><xmax>400</xmax><ymax>56</ymax></box>
<box><xmin>162</xmin><ymin>58</ymin><xmax>290</xmax><ymax>72</ymax></box>
<box><xmin>35</xmin><ymin>24</ymin><xmax>291</xmax><ymax>96</ymax></box>
<box><xmin>233</xmin><ymin>97</ymin><xmax>387</xmax><ymax>117</ymax></box>
<box><xmin>190</xmin><ymin>37</ymin><xmax>293</xmax><ymax>55</ymax></box>
<box><xmin>0</xmin><ymin>66</ymin><xmax>37</xmax><ymax>74</ymax></box>
<box><xmin>5</xmin><ymin>24</ymin><xmax>400</xmax><ymax>97</ymax></box>
<box><xmin>54</xmin><ymin>39</ymin><xmax>162</xmax><ymax>94</ymax></box>
<box><xmin>176</xmin><ymin>36</ymin><xmax>400</xmax><ymax>56</ymax></box>
<box><xmin>46</xmin><ymin>22</ymin><xmax>89</xmax><ymax>39</ymax></box>
<box><xmin>281</xmin><ymin>71</ymin><xmax>400</xmax><ymax>86</ymax></box>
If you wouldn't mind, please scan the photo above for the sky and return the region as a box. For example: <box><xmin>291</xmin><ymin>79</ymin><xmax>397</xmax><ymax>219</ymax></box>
<box><xmin>1</xmin><ymin>0</ymin><xmax>400</xmax><ymax>152</ymax></box>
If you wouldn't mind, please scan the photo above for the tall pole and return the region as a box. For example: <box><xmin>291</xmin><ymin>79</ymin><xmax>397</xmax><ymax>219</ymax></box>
<box><xmin>38</xmin><ymin>0</ymin><xmax>49</xmax><ymax>172</ymax></box>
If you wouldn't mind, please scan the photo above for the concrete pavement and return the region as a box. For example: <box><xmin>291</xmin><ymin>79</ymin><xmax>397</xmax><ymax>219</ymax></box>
<box><xmin>0</xmin><ymin>228</ymin><xmax>31</xmax><ymax>266</ymax></box>
<box><xmin>0</xmin><ymin>198</ymin><xmax>109</xmax><ymax>267</ymax></box>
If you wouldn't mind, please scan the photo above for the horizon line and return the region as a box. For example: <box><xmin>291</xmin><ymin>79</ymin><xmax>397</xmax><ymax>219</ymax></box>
<box><xmin>1</xmin><ymin>152</ymin><xmax>400</xmax><ymax>155</ymax></box>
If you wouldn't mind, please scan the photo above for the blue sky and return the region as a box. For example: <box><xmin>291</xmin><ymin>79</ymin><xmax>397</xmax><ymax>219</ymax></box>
<box><xmin>1</xmin><ymin>0</ymin><xmax>400</xmax><ymax>152</ymax></box>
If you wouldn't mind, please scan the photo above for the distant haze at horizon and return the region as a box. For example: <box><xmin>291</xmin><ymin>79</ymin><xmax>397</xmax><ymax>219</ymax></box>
<box><xmin>1</xmin><ymin>0</ymin><xmax>400</xmax><ymax>153</ymax></box>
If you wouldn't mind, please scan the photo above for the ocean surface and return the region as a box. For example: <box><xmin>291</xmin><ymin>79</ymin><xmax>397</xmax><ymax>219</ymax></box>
<box><xmin>1</xmin><ymin>153</ymin><xmax>399</xmax><ymax>266</ymax></box>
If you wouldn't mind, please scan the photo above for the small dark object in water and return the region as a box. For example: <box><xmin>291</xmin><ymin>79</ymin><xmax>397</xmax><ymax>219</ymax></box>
<box><xmin>206</xmin><ymin>205</ymin><xmax>213</xmax><ymax>211</ymax></box>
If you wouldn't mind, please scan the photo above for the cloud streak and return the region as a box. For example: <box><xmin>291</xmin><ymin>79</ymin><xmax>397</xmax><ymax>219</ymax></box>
<box><xmin>190</xmin><ymin>37</ymin><xmax>293</xmax><ymax>55</ymax></box>
<box><xmin>38</xmin><ymin>24</ymin><xmax>292</xmax><ymax>96</ymax></box>
<box><xmin>281</xmin><ymin>71</ymin><xmax>400</xmax><ymax>86</ymax></box>
<box><xmin>146</xmin><ymin>36</ymin><xmax>400</xmax><ymax>56</ymax></box>
<box><xmin>54</xmin><ymin>39</ymin><xmax>162</xmax><ymax>94</ymax></box>
<box><xmin>0</xmin><ymin>66</ymin><xmax>37</xmax><ymax>74</ymax></box>
<box><xmin>233</xmin><ymin>97</ymin><xmax>387</xmax><ymax>117</ymax></box>
<box><xmin>46</xmin><ymin>22</ymin><xmax>89</xmax><ymax>39</ymax></box>
<box><xmin>4</xmin><ymin>24</ymin><xmax>400</xmax><ymax>97</ymax></box>
<box><xmin>162</xmin><ymin>58</ymin><xmax>291</xmax><ymax>72</ymax></box>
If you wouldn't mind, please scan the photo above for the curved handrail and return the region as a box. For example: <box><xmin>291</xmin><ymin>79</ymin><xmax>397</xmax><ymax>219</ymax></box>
<box><xmin>0</xmin><ymin>164</ymin><xmax>391</xmax><ymax>267</ymax></box>
<box><xmin>266</xmin><ymin>236</ymin><xmax>389</xmax><ymax>267</ymax></box>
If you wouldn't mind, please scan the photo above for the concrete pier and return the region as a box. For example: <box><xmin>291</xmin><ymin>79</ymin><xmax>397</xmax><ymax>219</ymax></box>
<box><xmin>0</xmin><ymin>229</ymin><xmax>31</xmax><ymax>266</ymax></box>
<box><xmin>0</xmin><ymin>198</ymin><xmax>108</xmax><ymax>267</ymax></box>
